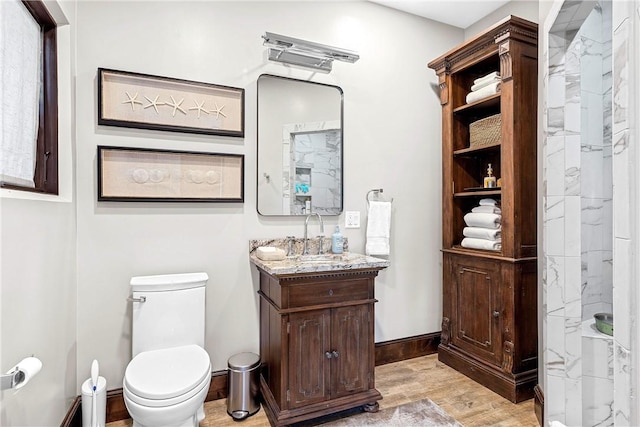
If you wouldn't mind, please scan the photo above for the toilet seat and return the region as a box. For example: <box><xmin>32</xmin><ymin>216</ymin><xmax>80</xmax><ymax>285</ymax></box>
<box><xmin>124</xmin><ymin>344</ymin><xmax>210</xmax><ymax>406</ymax></box>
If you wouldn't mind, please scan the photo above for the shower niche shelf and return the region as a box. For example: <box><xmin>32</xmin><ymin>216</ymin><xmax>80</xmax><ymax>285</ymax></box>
<box><xmin>428</xmin><ymin>15</ymin><xmax>538</xmax><ymax>403</ymax></box>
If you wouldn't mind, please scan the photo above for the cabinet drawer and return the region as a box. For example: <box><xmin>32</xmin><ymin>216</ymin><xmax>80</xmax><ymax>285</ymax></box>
<box><xmin>288</xmin><ymin>280</ymin><xmax>370</xmax><ymax>308</ymax></box>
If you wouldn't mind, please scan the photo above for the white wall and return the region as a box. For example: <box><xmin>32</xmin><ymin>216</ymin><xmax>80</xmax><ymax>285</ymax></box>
<box><xmin>465</xmin><ymin>0</ymin><xmax>539</xmax><ymax>40</ymax></box>
<box><xmin>0</xmin><ymin>2</ymin><xmax>77</xmax><ymax>425</ymax></box>
<box><xmin>74</xmin><ymin>1</ymin><xmax>462</xmax><ymax>390</ymax></box>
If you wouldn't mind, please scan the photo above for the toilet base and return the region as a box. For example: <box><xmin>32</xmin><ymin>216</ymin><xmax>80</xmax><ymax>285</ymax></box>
<box><xmin>130</xmin><ymin>403</ymin><xmax>205</xmax><ymax>427</ymax></box>
<box><xmin>124</xmin><ymin>374</ymin><xmax>209</xmax><ymax>427</ymax></box>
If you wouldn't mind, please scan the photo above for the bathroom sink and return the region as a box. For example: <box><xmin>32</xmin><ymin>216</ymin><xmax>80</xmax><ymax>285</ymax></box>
<box><xmin>249</xmin><ymin>239</ymin><xmax>390</xmax><ymax>276</ymax></box>
<box><xmin>295</xmin><ymin>254</ymin><xmax>349</xmax><ymax>263</ymax></box>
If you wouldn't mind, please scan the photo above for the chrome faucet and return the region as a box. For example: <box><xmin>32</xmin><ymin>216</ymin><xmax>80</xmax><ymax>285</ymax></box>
<box><xmin>286</xmin><ymin>236</ymin><xmax>296</xmax><ymax>257</ymax></box>
<box><xmin>303</xmin><ymin>213</ymin><xmax>324</xmax><ymax>255</ymax></box>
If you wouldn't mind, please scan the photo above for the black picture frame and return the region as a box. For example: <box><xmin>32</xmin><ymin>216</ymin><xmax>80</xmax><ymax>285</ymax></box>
<box><xmin>97</xmin><ymin>145</ymin><xmax>244</xmax><ymax>202</ymax></box>
<box><xmin>98</xmin><ymin>68</ymin><xmax>245</xmax><ymax>137</ymax></box>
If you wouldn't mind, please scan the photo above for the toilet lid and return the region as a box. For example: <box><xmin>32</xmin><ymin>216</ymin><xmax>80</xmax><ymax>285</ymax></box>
<box><xmin>124</xmin><ymin>344</ymin><xmax>210</xmax><ymax>400</ymax></box>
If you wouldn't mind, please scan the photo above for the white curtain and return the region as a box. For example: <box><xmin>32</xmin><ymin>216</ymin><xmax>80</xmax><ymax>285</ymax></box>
<box><xmin>0</xmin><ymin>0</ymin><xmax>41</xmax><ymax>188</ymax></box>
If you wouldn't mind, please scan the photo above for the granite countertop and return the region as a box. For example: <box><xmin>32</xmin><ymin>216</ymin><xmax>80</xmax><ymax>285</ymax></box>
<box><xmin>249</xmin><ymin>238</ymin><xmax>390</xmax><ymax>276</ymax></box>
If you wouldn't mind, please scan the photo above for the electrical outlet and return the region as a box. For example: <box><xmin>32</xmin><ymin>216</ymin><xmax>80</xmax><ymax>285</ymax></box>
<box><xmin>345</xmin><ymin>211</ymin><xmax>360</xmax><ymax>228</ymax></box>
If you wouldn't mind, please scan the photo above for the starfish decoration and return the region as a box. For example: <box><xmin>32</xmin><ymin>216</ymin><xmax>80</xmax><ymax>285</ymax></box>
<box><xmin>166</xmin><ymin>95</ymin><xmax>186</xmax><ymax>117</ymax></box>
<box><xmin>209</xmin><ymin>102</ymin><xmax>227</xmax><ymax>119</ymax></box>
<box><xmin>188</xmin><ymin>100</ymin><xmax>209</xmax><ymax>119</ymax></box>
<box><xmin>143</xmin><ymin>95</ymin><xmax>164</xmax><ymax>114</ymax></box>
<box><xmin>122</xmin><ymin>91</ymin><xmax>143</xmax><ymax>111</ymax></box>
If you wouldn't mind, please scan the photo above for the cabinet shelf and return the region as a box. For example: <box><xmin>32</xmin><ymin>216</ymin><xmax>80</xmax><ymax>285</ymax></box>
<box><xmin>454</xmin><ymin>142</ymin><xmax>501</xmax><ymax>156</ymax></box>
<box><xmin>454</xmin><ymin>188</ymin><xmax>501</xmax><ymax>197</ymax></box>
<box><xmin>451</xmin><ymin>244</ymin><xmax>502</xmax><ymax>255</ymax></box>
<box><xmin>453</xmin><ymin>94</ymin><xmax>500</xmax><ymax>117</ymax></box>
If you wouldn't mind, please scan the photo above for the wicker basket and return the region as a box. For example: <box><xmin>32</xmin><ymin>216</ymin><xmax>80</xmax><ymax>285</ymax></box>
<box><xmin>469</xmin><ymin>114</ymin><xmax>501</xmax><ymax>148</ymax></box>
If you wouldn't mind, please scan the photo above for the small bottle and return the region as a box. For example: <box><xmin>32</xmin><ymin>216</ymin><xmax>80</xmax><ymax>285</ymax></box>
<box><xmin>483</xmin><ymin>163</ymin><xmax>497</xmax><ymax>188</ymax></box>
<box><xmin>332</xmin><ymin>226</ymin><xmax>344</xmax><ymax>254</ymax></box>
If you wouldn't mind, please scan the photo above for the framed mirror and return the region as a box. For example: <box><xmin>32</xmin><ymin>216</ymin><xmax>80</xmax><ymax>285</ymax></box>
<box><xmin>257</xmin><ymin>74</ymin><xmax>343</xmax><ymax>216</ymax></box>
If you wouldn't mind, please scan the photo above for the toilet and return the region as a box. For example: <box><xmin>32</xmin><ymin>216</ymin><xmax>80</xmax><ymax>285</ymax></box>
<box><xmin>123</xmin><ymin>272</ymin><xmax>211</xmax><ymax>427</ymax></box>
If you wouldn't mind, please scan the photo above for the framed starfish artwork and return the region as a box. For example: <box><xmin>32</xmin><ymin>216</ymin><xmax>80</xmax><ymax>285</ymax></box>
<box><xmin>97</xmin><ymin>145</ymin><xmax>244</xmax><ymax>202</ymax></box>
<box><xmin>98</xmin><ymin>68</ymin><xmax>244</xmax><ymax>137</ymax></box>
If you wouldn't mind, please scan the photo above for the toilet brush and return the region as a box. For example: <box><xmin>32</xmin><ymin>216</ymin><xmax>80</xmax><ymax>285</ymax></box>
<box><xmin>90</xmin><ymin>360</ymin><xmax>99</xmax><ymax>427</ymax></box>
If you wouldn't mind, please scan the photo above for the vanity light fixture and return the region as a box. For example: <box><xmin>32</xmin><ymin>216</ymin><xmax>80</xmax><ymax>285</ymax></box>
<box><xmin>262</xmin><ymin>32</ymin><xmax>360</xmax><ymax>73</ymax></box>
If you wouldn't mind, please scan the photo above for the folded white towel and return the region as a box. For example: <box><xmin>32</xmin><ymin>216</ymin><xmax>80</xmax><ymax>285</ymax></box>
<box><xmin>472</xmin><ymin>205</ymin><xmax>502</xmax><ymax>214</ymax></box>
<box><xmin>466</xmin><ymin>81</ymin><xmax>501</xmax><ymax>104</ymax></box>
<box><xmin>461</xmin><ymin>237</ymin><xmax>501</xmax><ymax>251</ymax></box>
<box><xmin>366</xmin><ymin>201</ymin><xmax>391</xmax><ymax>256</ymax></box>
<box><xmin>471</xmin><ymin>76</ymin><xmax>501</xmax><ymax>92</ymax></box>
<box><xmin>479</xmin><ymin>198</ymin><xmax>498</xmax><ymax>206</ymax></box>
<box><xmin>464</xmin><ymin>212</ymin><xmax>501</xmax><ymax>229</ymax></box>
<box><xmin>463</xmin><ymin>226</ymin><xmax>502</xmax><ymax>241</ymax></box>
<box><xmin>473</xmin><ymin>71</ymin><xmax>500</xmax><ymax>85</ymax></box>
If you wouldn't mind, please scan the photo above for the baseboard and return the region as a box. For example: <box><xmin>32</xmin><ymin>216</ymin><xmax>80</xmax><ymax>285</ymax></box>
<box><xmin>59</xmin><ymin>396</ymin><xmax>81</xmax><ymax>427</ymax></box>
<box><xmin>61</xmin><ymin>333</ymin><xmax>440</xmax><ymax>425</ymax></box>
<box><xmin>534</xmin><ymin>384</ymin><xmax>543</xmax><ymax>426</ymax></box>
<box><xmin>374</xmin><ymin>332</ymin><xmax>441</xmax><ymax>365</ymax></box>
<box><xmin>438</xmin><ymin>345</ymin><xmax>537</xmax><ymax>403</ymax></box>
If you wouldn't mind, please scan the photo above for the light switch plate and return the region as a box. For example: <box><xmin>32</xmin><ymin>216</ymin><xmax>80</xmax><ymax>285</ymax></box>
<box><xmin>345</xmin><ymin>211</ymin><xmax>360</xmax><ymax>228</ymax></box>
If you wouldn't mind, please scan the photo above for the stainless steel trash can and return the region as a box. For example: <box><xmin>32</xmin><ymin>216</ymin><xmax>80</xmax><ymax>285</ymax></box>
<box><xmin>227</xmin><ymin>352</ymin><xmax>261</xmax><ymax>420</ymax></box>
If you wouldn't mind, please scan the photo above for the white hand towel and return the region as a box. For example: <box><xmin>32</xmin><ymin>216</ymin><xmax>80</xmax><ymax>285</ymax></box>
<box><xmin>466</xmin><ymin>81</ymin><xmax>501</xmax><ymax>104</ymax></box>
<box><xmin>463</xmin><ymin>226</ymin><xmax>502</xmax><ymax>241</ymax></box>
<box><xmin>461</xmin><ymin>237</ymin><xmax>502</xmax><ymax>251</ymax></box>
<box><xmin>473</xmin><ymin>71</ymin><xmax>500</xmax><ymax>85</ymax></box>
<box><xmin>471</xmin><ymin>76</ymin><xmax>501</xmax><ymax>92</ymax></box>
<box><xmin>479</xmin><ymin>198</ymin><xmax>498</xmax><ymax>206</ymax></box>
<box><xmin>472</xmin><ymin>205</ymin><xmax>502</xmax><ymax>214</ymax></box>
<box><xmin>366</xmin><ymin>201</ymin><xmax>391</xmax><ymax>256</ymax></box>
<box><xmin>463</xmin><ymin>212</ymin><xmax>501</xmax><ymax>229</ymax></box>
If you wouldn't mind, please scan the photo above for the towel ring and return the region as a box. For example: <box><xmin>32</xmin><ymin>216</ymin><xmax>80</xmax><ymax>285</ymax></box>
<box><xmin>366</xmin><ymin>188</ymin><xmax>393</xmax><ymax>208</ymax></box>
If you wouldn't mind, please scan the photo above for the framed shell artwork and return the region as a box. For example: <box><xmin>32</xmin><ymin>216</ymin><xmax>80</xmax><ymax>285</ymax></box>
<box><xmin>97</xmin><ymin>145</ymin><xmax>244</xmax><ymax>202</ymax></box>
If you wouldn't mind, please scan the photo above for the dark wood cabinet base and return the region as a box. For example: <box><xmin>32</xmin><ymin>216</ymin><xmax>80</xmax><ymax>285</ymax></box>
<box><xmin>260</xmin><ymin>375</ymin><xmax>382</xmax><ymax>427</ymax></box>
<box><xmin>438</xmin><ymin>344</ymin><xmax>536</xmax><ymax>403</ymax></box>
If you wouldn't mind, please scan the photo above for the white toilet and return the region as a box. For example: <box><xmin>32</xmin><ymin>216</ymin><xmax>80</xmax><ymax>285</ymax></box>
<box><xmin>123</xmin><ymin>272</ymin><xmax>211</xmax><ymax>427</ymax></box>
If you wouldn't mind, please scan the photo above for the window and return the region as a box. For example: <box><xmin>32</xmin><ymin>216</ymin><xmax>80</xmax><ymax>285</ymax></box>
<box><xmin>0</xmin><ymin>0</ymin><xmax>58</xmax><ymax>194</ymax></box>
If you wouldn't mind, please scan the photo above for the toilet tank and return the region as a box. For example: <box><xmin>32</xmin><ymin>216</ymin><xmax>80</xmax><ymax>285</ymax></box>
<box><xmin>130</xmin><ymin>272</ymin><xmax>208</xmax><ymax>357</ymax></box>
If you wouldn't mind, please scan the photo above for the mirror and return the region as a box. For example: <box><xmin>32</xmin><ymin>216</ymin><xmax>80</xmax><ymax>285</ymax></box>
<box><xmin>257</xmin><ymin>74</ymin><xmax>343</xmax><ymax>216</ymax></box>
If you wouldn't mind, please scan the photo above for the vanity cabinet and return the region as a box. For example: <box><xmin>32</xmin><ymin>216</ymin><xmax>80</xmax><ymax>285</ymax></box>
<box><xmin>428</xmin><ymin>16</ymin><xmax>538</xmax><ymax>403</ymax></box>
<box><xmin>257</xmin><ymin>268</ymin><xmax>383</xmax><ymax>426</ymax></box>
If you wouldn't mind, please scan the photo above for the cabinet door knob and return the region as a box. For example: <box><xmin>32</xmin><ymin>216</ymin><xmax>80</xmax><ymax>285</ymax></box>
<box><xmin>493</xmin><ymin>310</ymin><xmax>500</xmax><ymax>318</ymax></box>
<box><xmin>325</xmin><ymin>351</ymin><xmax>333</xmax><ymax>359</ymax></box>
<box><xmin>332</xmin><ymin>350</ymin><xmax>339</xmax><ymax>358</ymax></box>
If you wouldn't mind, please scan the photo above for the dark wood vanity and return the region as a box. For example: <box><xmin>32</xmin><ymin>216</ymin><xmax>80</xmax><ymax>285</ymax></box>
<box><xmin>252</xmin><ymin>252</ymin><xmax>388</xmax><ymax>426</ymax></box>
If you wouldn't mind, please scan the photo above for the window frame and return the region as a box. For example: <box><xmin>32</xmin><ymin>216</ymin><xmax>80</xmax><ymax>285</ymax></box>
<box><xmin>1</xmin><ymin>0</ymin><xmax>58</xmax><ymax>195</ymax></box>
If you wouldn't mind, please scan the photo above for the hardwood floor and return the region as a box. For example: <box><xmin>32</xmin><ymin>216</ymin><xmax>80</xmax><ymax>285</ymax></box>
<box><xmin>107</xmin><ymin>354</ymin><xmax>538</xmax><ymax>427</ymax></box>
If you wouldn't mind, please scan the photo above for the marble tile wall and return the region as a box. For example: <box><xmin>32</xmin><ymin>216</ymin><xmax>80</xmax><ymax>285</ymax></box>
<box><xmin>579</xmin><ymin>3</ymin><xmax>614</xmax><ymax>324</ymax></box>
<box><xmin>582</xmin><ymin>319</ymin><xmax>614</xmax><ymax>426</ymax></box>
<box><xmin>610</xmin><ymin>1</ymin><xmax>637</xmax><ymax>424</ymax></box>
<box><xmin>542</xmin><ymin>0</ymin><xmax>638</xmax><ymax>425</ymax></box>
<box><xmin>281</xmin><ymin>122</ymin><xmax>341</xmax><ymax>215</ymax></box>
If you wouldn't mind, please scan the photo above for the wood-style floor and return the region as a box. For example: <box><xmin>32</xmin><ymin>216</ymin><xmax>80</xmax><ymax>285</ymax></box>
<box><xmin>108</xmin><ymin>354</ymin><xmax>538</xmax><ymax>427</ymax></box>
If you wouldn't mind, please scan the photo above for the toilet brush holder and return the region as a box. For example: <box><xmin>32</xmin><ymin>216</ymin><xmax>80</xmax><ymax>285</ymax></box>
<box><xmin>81</xmin><ymin>376</ymin><xmax>107</xmax><ymax>427</ymax></box>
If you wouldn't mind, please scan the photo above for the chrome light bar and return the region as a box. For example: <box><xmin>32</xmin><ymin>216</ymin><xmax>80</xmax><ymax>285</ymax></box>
<box><xmin>263</xmin><ymin>32</ymin><xmax>360</xmax><ymax>73</ymax></box>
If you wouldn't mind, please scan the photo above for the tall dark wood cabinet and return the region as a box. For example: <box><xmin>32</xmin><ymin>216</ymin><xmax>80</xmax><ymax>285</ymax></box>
<box><xmin>257</xmin><ymin>268</ymin><xmax>383</xmax><ymax>426</ymax></box>
<box><xmin>427</xmin><ymin>16</ymin><xmax>538</xmax><ymax>403</ymax></box>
